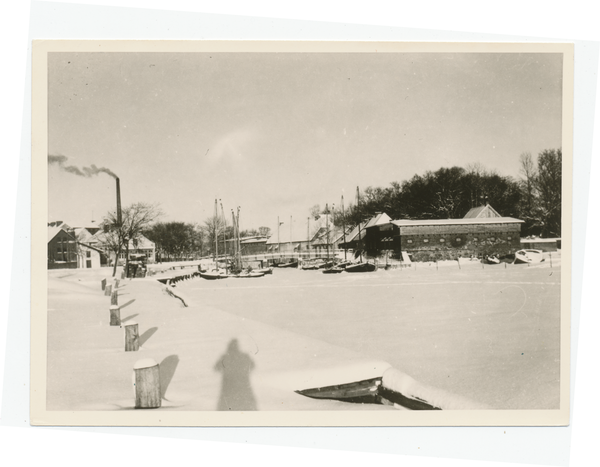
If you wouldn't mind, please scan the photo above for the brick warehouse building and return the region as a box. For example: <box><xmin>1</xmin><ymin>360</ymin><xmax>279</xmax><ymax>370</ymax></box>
<box><xmin>48</xmin><ymin>226</ymin><xmax>78</xmax><ymax>269</ymax></box>
<box><xmin>362</xmin><ymin>206</ymin><xmax>524</xmax><ymax>262</ymax></box>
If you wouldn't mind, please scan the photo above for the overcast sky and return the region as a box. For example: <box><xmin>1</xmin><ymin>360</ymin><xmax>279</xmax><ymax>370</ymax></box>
<box><xmin>48</xmin><ymin>51</ymin><xmax>563</xmax><ymax>232</ymax></box>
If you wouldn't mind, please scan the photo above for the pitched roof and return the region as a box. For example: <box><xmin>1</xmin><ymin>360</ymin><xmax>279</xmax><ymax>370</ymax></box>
<box><xmin>48</xmin><ymin>226</ymin><xmax>74</xmax><ymax>243</ymax></box>
<box><xmin>364</xmin><ymin>212</ymin><xmax>392</xmax><ymax>229</ymax></box>
<box><xmin>48</xmin><ymin>226</ymin><xmax>63</xmax><ymax>243</ymax></box>
<box><xmin>463</xmin><ymin>204</ymin><xmax>502</xmax><ymax>219</ymax></box>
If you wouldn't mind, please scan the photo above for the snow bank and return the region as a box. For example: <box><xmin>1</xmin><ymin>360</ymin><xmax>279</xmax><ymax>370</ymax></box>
<box><xmin>381</xmin><ymin>367</ymin><xmax>489</xmax><ymax>410</ymax></box>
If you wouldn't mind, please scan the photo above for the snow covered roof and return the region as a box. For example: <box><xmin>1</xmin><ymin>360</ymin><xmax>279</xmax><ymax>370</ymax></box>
<box><xmin>240</xmin><ymin>236</ymin><xmax>268</xmax><ymax>244</ymax></box>
<box><xmin>340</xmin><ymin>213</ymin><xmax>390</xmax><ymax>243</ymax></box>
<box><xmin>364</xmin><ymin>212</ymin><xmax>392</xmax><ymax>229</ymax></box>
<box><xmin>391</xmin><ymin>217</ymin><xmax>523</xmax><ymax>227</ymax></box>
<box><xmin>463</xmin><ymin>204</ymin><xmax>502</xmax><ymax>219</ymax></box>
<box><xmin>48</xmin><ymin>226</ymin><xmax>74</xmax><ymax>243</ymax></box>
<box><xmin>341</xmin><ymin>223</ymin><xmax>367</xmax><ymax>243</ymax></box>
<box><xmin>87</xmin><ymin>231</ymin><xmax>155</xmax><ymax>249</ymax></box>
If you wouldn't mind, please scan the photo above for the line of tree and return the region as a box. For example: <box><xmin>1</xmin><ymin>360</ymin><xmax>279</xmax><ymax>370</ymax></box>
<box><xmin>144</xmin><ymin>217</ymin><xmax>272</xmax><ymax>262</ymax></box>
<box><xmin>143</xmin><ymin>221</ymin><xmax>205</xmax><ymax>262</ymax></box>
<box><xmin>329</xmin><ymin>149</ymin><xmax>562</xmax><ymax>238</ymax></box>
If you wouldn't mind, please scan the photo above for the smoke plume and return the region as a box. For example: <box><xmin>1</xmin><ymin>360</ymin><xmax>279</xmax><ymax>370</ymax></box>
<box><xmin>48</xmin><ymin>154</ymin><xmax>118</xmax><ymax>179</ymax></box>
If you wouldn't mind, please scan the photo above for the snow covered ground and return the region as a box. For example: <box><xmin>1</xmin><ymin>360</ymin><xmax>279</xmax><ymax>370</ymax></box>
<box><xmin>46</xmin><ymin>253</ymin><xmax>561</xmax><ymax>411</ymax></box>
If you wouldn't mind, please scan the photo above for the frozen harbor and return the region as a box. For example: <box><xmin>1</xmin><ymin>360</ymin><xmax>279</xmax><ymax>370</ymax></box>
<box><xmin>46</xmin><ymin>257</ymin><xmax>561</xmax><ymax>411</ymax></box>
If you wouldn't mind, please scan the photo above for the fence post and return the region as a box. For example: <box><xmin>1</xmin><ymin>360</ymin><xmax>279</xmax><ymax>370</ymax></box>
<box><xmin>124</xmin><ymin>321</ymin><xmax>139</xmax><ymax>352</ymax></box>
<box><xmin>101</xmin><ymin>278</ymin><xmax>107</xmax><ymax>291</ymax></box>
<box><xmin>133</xmin><ymin>358</ymin><xmax>161</xmax><ymax>409</ymax></box>
<box><xmin>104</xmin><ymin>284</ymin><xmax>112</xmax><ymax>296</ymax></box>
<box><xmin>111</xmin><ymin>289</ymin><xmax>119</xmax><ymax>306</ymax></box>
<box><xmin>109</xmin><ymin>305</ymin><xmax>120</xmax><ymax>326</ymax></box>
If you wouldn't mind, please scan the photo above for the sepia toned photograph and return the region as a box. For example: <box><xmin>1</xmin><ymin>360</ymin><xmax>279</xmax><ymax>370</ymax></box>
<box><xmin>31</xmin><ymin>41</ymin><xmax>572</xmax><ymax>426</ymax></box>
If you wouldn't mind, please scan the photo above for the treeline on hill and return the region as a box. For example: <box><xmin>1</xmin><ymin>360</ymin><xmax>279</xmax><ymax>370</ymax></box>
<box><xmin>332</xmin><ymin>149</ymin><xmax>562</xmax><ymax>238</ymax></box>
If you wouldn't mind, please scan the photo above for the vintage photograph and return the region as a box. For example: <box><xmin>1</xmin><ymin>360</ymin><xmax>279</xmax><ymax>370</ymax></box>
<box><xmin>32</xmin><ymin>41</ymin><xmax>572</xmax><ymax>426</ymax></box>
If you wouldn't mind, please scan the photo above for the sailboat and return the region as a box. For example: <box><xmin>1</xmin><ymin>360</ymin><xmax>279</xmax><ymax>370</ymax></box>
<box><xmin>200</xmin><ymin>199</ymin><xmax>229</xmax><ymax>280</ymax></box>
<box><xmin>345</xmin><ymin>187</ymin><xmax>376</xmax><ymax>273</ymax></box>
<box><xmin>321</xmin><ymin>203</ymin><xmax>342</xmax><ymax>273</ymax></box>
<box><xmin>228</xmin><ymin>207</ymin><xmax>265</xmax><ymax>278</ymax></box>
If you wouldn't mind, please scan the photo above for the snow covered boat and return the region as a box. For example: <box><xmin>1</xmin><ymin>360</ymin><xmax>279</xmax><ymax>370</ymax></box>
<box><xmin>277</xmin><ymin>261</ymin><xmax>298</xmax><ymax>268</ymax></box>
<box><xmin>322</xmin><ymin>266</ymin><xmax>344</xmax><ymax>274</ymax></box>
<box><xmin>345</xmin><ymin>262</ymin><xmax>377</xmax><ymax>273</ymax></box>
<box><xmin>296</xmin><ymin>377</ymin><xmax>383</xmax><ymax>404</ymax></box>
<box><xmin>296</xmin><ymin>367</ymin><xmax>487</xmax><ymax>410</ymax></box>
<box><xmin>485</xmin><ymin>255</ymin><xmax>500</xmax><ymax>264</ymax></box>
<box><xmin>199</xmin><ymin>271</ymin><xmax>229</xmax><ymax>280</ymax></box>
<box><xmin>299</xmin><ymin>260</ymin><xmax>321</xmax><ymax>270</ymax></box>
<box><xmin>295</xmin><ymin>375</ymin><xmax>440</xmax><ymax>410</ymax></box>
<box><xmin>230</xmin><ymin>271</ymin><xmax>265</xmax><ymax>278</ymax></box>
<box><xmin>514</xmin><ymin>249</ymin><xmax>544</xmax><ymax>264</ymax></box>
<box><xmin>255</xmin><ymin>267</ymin><xmax>273</xmax><ymax>275</ymax></box>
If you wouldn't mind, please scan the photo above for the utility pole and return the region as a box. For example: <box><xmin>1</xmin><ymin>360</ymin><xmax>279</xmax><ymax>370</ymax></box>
<box><xmin>342</xmin><ymin>195</ymin><xmax>347</xmax><ymax>261</ymax></box>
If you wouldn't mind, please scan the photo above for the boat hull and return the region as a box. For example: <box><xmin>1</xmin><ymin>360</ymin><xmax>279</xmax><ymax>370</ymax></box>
<box><xmin>345</xmin><ymin>262</ymin><xmax>377</xmax><ymax>273</ymax></box>
<box><xmin>296</xmin><ymin>377</ymin><xmax>441</xmax><ymax>410</ymax></box>
<box><xmin>199</xmin><ymin>272</ymin><xmax>228</xmax><ymax>280</ymax></box>
<box><xmin>514</xmin><ymin>249</ymin><xmax>544</xmax><ymax>264</ymax></box>
<box><xmin>230</xmin><ymin>272</ymin><xmax>265</xmax><ymax>278</ymax></box>
<box><xmin>322</xmin><ymin>267</ymin><xmax>343</xmax><ymax>274</ymax></box>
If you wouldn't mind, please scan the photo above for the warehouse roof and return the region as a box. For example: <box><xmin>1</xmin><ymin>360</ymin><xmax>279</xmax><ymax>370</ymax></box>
<box><xmin>391</xmin><ymin>217</ymin><xmax>523</xmax><ymax>227</ymax></box>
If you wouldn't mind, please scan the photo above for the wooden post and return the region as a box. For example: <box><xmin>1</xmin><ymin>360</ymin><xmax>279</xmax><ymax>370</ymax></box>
<box><xmin>114</xmin><ymin>279</ymin><xmax>120</xmax><ymax>289</ymax></box>
<box><xmin>121</xmin><ymin>270</ymin><xmax>125</xmax><ymax>280</ymax></box>
<box><xmin>124</xmin><ymin>321</ymin><xmax>139</xmax><ymax>351</ymax></box>
<box><xmin>550</xmin><ymin>252</ymin><xmax>553</xmax><ymax>268</ymax></box>
<box><xmin>133</xmin><ymin>358</ymin><xmax>161</xmax><ymax>409</ymax></box>
<box><xmin>109</xmin><ymin>305</ymin><xmax>120</xmax><ymax>326</ymax></box>
<box><xmin>104</xmin><ymin>284</ymin><xmax>112</xmax><ymax>296</ymax></box>
<box><xmin>101</xmin><ymin>278</ymin><xmax>107</xmax><ymax>291</ymax></box>
<box><xmin>111</xmin><ymin>289</ymin><xmax>119</xmax><ymax>306</ymax></box>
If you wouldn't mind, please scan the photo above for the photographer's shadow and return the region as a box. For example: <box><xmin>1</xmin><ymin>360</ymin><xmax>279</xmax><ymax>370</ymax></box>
<box><xmin>214</xmin><ymin>339</ymin><xmax>257</xmax><ymax>411</ymax></box>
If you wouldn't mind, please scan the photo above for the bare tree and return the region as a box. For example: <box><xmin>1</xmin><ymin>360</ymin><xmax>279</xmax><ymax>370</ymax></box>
<box><xmin>202</xmin><ymin>214</ymin><xmax>228</xmax><ymax>259</ymax></box>
<box><xmin>519</xmin><ymin>152</ymin><xmax>537</xmax><ymax>217</ymax></box>
<box><xmin>100</xmin><ymin>202</ymin><xmax>162</xmax><ymax>277</ymax></box>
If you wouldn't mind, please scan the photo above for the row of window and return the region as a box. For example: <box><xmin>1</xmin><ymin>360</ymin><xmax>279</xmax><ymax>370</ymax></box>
<box><xmin>405</xmin><ymin>236</ymin><xmax>512</xmax><ymax>244</ymax></box>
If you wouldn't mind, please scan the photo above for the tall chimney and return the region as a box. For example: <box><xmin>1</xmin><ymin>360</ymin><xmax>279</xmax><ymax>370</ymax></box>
<box><xmin>116</xmin><ymin>177</ymin><xmax>122</xmax><ymax>226</ymax></box>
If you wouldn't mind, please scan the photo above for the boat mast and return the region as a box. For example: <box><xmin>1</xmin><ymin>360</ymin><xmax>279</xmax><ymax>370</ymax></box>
<box><xmin>325</xmin><ymin>203</ymin><xmax>330</xmax><ymax>261</ymax></box>
<box><xmin>213</xmin><ymin>199</ymin><xmax>218</xmax><ymax>266</ymax></box>
<box><xmin>237</xmin><ymin>207</ymin><xmax>242</xmax><ymax>270</ymax></box>
<box><xmin>290</xmin><ymin>215</ymin><xmax>293</xmax><ymax>260</ymax></box>
<box><xmin>231</xmin><ymin>210</ymin><xmax>237</xmax><ymax>271</ymax></box>
<box><xmin>342</xmin><ymin>195</ymin><xmax>347</xmax><ymax>261</ymax></box>
<box><xmin>220</xmin><ymin>200</ymin><xmax>228</xmax><ymax>273</ymax></box>
<box><xmin>356</xmin><ymin>186</ymin><xmax>363</xmax><ymax>263</ymax></box>
<box><xmin>277</xmin><ymin>216</ymin><xmax>281</xmax><ymax>260</ymax></box>
<box><xmin>307</xmin><ymin>217</ymin><xmax>310</xmax><ymax>259</ymax></box>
